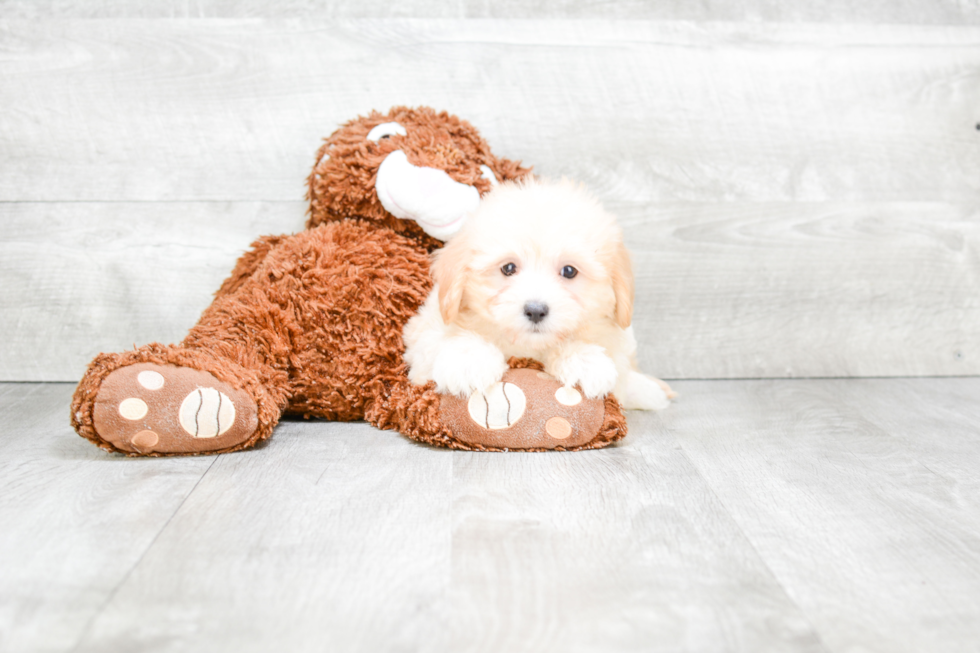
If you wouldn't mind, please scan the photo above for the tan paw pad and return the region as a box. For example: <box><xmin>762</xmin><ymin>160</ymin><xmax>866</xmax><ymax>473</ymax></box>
<box><xmin>137</xmin><ymin>370</ymin><xmax>165</xmax><ymax>390</ymax></box>
<box><xmin>545</xmin><ymin>416</ymin><xmax>572</xmax><ymax>440</ymax></box>
<box><xmin>439</xmin><ymin>367</ymin><xmax>606</xmax><ymax>450</ymax></box>
<box><xmin>92</xmin><ymin>362</ymin><xmax>259</xmax><ymax>455</ymax></box>
<box><xmin>131</xmin><ymin>430</ymin><xmax>159</xmax><ymax>451</ymax></box>
<box><xmin>179</xmin><ymin>388</ymin><xmax>236</xmax><ymax>438</ymax></box>
<box><xmin>118</xmin><ymin>397</ymin><xmax>148</xmax><ymax>420</ymax></box>
<box><xmin>554</xmin><ymin>386</ymin><xmax>582</xmax><ymax>406</ymax></box>
<box><xmin>467</xmin><ymin>382</ymin><xmax>526</xmax><ymax>430</ymax></box>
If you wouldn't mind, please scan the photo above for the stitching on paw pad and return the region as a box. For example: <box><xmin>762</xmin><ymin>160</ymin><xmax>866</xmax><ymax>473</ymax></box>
<box><xmin>179</xmin><ymin>388</ymin><xmax>236</xmax><ymax>438</ymax></box>
<box><xmin>467</xmin><ymin>382</ymin><xmax>527</xmax><ymax>430</ymax></box>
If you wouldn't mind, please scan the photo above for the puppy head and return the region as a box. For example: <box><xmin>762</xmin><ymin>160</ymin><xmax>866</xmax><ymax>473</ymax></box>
<box><xmin>431</xmin><ymin>177</ymin><xmax>633</xmax><ymax>349</ymax></box>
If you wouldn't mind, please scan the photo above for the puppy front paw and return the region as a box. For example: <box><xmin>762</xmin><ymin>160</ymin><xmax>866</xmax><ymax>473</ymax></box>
<box><xmin>431</xmin><ymin>338</ymin><xmax>509</xmax><ymax>397</ymax></box>
<box><xmin>550</xmin><ymin>344</ymin><xmax>618</xmax><ymax>399</ymax></box>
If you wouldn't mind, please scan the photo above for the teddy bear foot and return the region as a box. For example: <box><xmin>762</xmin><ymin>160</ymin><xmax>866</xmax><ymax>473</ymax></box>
<box><xmin>89</xmin><ymin>363</ymin><xmax>260</xmax><ymax>455</ymax></box>
<box><xmin>438</xmin><ymin>366</ymin><xmax>628</xmax><ymax>451</ymax></box>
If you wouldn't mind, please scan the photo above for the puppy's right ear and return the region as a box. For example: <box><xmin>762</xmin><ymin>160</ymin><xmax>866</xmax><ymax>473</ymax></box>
<box><xmin>431</xmin><ymin>241</ymin><xmax>469</xmax><ymax>324</ymax></box>
<box><xmin>610</xmin><ymin>240</ymin><xmax>634</xmax><ymax>329</ymax></box>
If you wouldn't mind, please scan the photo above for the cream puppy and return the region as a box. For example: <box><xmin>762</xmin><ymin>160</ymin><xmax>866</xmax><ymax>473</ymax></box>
<box><xmin>403</xmin><ymin>177</ymin><xmax>671</xmax><ymax>410</ymax></box>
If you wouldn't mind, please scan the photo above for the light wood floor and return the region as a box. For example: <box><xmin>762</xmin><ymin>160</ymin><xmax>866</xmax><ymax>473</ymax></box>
<box><xmin>3</xmin><ymin>378</ymin><xmax>979</xmax><ymax>652</ymax></box>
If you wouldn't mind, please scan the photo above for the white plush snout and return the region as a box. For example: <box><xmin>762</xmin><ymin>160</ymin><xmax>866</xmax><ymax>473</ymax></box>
<box><xmin>375</xmin><ymin>150</ymin><xmax>481</xmax><ymax>240</ymax></box>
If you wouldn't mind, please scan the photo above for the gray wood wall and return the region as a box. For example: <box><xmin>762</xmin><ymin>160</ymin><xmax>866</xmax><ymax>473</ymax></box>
<box><xmin>1</xmin><ymin>9</ymin><xmax>978</xmax><ymax>381</ymax></box>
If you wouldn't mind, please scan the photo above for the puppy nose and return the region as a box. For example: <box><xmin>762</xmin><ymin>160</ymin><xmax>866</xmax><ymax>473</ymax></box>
<box><xmin>524</xmin><ymin>301</ymin><xmax>549</xmax><ymax>324</ymax></box>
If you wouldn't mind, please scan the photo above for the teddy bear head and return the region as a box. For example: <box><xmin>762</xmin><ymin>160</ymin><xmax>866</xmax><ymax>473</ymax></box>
<box><xmin>306</xmin><ymin>106</ymin><xmax>531</xmax><ymax>245</ymax></box>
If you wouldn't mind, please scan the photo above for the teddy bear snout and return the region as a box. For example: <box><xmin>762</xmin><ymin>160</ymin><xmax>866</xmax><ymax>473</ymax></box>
<box><xmin>375</xmin><ymin>150</ymin><xmax>481</xmax><ymax>240</ymax></box>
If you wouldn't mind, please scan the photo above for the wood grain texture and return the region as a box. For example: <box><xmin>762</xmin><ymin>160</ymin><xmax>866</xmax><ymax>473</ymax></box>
<box><xmin>0</xmin><ymin>383</ymin><xmax>214</xmax><ymax>653</ymax></box>
<box><xmin>73</xmin><ymin>416</ymin><xmax>455</xmax><ymax>653</ymax></box>
<box><xmin>660</xmin><ymin>377</ymin><xmax>980</xmax><ymax>653</ymax></box>
<box><xmin>2</xmin><ymin>0</ymin><xmax>979</xmax><ymax>23</ymax></box>
<box><xmin>2</xmin><ymin>19</ymin><xmax>979</xmax><ymax>381</ymax></box>
<box><xmin>842</xmin><ymin>378</ymin><xmax>980</xmax><ymax>512</ymax></box>
<box><xmin>624</xmin><ymin>201</ymin><xmax>980</xmax><ymax>379</ymax></box>
<box><xmin>444</xmin><ymin>445</ymin><xmax>825</xmax><ymax>653</ymax></box>
<box><xmin>3</xmin><ymin>200</ymin><xmax>977</xmax><ymax>381</ymax></box>
<box><xmin>1</xmin><ymin>21</ymin><xmax>977</xmax><ymax>203</ymax></box>
<box><xmin>6</xmin><ymin>378</ymin><xmax>980</xmax><ymax>651</ymax></box>
<box><xmin>0</xmin><ymin>201</ymin><xmax>306</xmax><ymax>382</ymax></box>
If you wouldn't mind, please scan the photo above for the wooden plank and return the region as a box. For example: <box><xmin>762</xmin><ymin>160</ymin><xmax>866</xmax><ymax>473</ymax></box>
<box><xmin>0</xmin><ymin>383</ymin><xmax>214</xmax><ymax>652</ymax></box>
<box><xmin>0</xmin><ymin>201</ymin><xmax>306</xmax><ymax>382</ymax></box>
<box><xmin>841</xmin><ymin>378</ymin><xmax>980</xmax><ymax>514</ymax></box>
<box><xmin>624</xmin><ymin>201</ymin><xmax>980</xmax><ymax>379</ymax></box>
<box><xmin>72</xmin><ymin>417</ymin><xmax>453</xmax><ymax>653</ymax></box>
<box><xmin>2</xmin><ymin>0</ymin><xmax>979</xmax><ymax>24</ymax></box>
<box><xmin>664</xmin><ymin>378</ymin><xmax>980</xmax><ymax>653</ymax></box>
<box><xmin>443</xmin><ymin>442</ymin><xmax>826</xmax><ymax>653</ymax></box>
<box><xmin>6</xmin><ymin>378</ymin><xmax>980</xmax><ymax>651</ymax></box>
<box><xmin>0</xmin><ymin>20</ymin><xmax>977</xmax><ymax>203</ymax></box>
<box><xmin>3</xmin><ymin>200</ymin><xmax>977</xmax><ymax>382</ymax></box>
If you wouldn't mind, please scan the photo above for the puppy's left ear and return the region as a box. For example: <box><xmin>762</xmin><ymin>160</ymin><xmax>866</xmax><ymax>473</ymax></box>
<box><xmin>610</xmin><ymin>241</ymin><xmax>634</xmax><ymax>329</ymax></box>
<box><xmin>431</xmin><ymin>239</ymin><xmax>470</xmax><ymax>324</ymax></box>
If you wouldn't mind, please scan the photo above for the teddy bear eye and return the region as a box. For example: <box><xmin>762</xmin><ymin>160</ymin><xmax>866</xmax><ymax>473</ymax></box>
<box><xmin>501</xmin><ymin>262</ymin><xmax>518</xmax><ymax>276</ymax></box>
<box><xmin>560</xmin><ymin>265</ymin><xmax>578</xmax><ymax>279</ymax></box>
<box><xmin>367</xmin><ymin>122</ymin><xmax>407</xmax><ymax>142</ymax></box>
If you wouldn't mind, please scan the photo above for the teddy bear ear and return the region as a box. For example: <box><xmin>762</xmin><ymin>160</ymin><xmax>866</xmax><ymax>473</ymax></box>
<box><xmin>610</xmin><ymin>239</ymin><xmax>634</xmax><ymax>329</ymax></box>
<box><xmin>488</xmin><ymin>155</ymin><xmax>533</xmax><ymax>184</ymax></box>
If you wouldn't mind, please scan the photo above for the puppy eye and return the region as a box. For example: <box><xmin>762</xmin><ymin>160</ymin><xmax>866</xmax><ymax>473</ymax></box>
<box><xmin>560</xmin><ymin>265</ymin><xmax>578</xmax><ymax>279</ymax></box>
<box><xmin>367</xmin><ymin>122</ymin><xmax>407</xmax><ymax>142</ymax></box>
<box><xmin>501</xmin><ymin>262</ymin><xmax>518</xmax><ymax>276</ymax></box>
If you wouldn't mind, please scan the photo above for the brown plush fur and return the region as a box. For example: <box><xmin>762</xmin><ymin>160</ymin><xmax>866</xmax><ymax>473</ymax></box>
<box><xmin>307</xmin><ymin>107</ymin><xmax>527</xmax><ymax>238</ymax></box>
<box><xmin>71</xmin><ymin>107</ymin><xmax>628</xmax><ymax>455</ymax></box>
<box><xmin>72</xmin><ymin>344</ymin><xmax>282</xmax><ymax>455</ymax></box>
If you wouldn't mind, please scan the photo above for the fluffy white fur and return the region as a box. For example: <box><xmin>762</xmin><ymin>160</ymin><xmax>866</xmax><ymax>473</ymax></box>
<box><xmin>404</xmin><ymin>177</ymin><xmax>672</xmax><ymax>410</ymax></box>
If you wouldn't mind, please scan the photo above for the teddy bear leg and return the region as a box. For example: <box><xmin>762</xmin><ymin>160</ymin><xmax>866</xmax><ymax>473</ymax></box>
<box><xmin>72</xmin><ymin>343</ymin><xmax>287</xmax><ymax>456</ymax></box>
<box><xmin>72</xmin><ymin>232</ymin><xmax>311</xmax><ymax>456</ymax></box>
<box><xmin>365</xmin><ymin>360</ymin><xmax>628</xmax><ymax>452</ymax></box>
<box><xmin>212</xmin><ymin>234</ymin><xmax>288</xmax><ymax>300</ymax></box>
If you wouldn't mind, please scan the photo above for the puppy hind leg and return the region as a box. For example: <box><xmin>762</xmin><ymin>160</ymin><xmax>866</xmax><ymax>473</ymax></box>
<box><xmin>619</xmin><ymin>370</ymin><xmax>672</xmax><ymax>411</ymax></box>
<box><xmin>653</xmin><ymin>376</ymin><xmax>677</xmax><ymax>400</ymax></box>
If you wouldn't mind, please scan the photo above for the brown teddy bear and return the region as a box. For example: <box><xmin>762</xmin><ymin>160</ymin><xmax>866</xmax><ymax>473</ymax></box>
<box><xmin>70</xmin><ymin>107</ymin><xmax>628</xmax><ymax>456</ymax></box>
